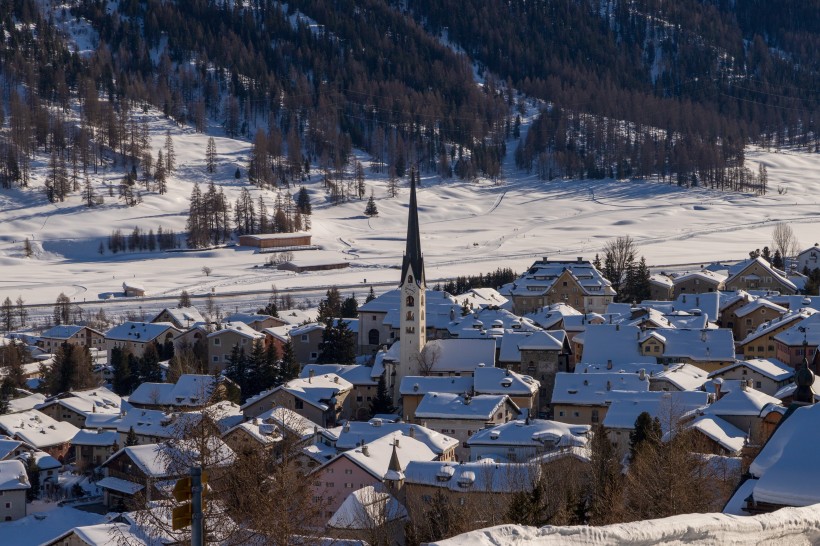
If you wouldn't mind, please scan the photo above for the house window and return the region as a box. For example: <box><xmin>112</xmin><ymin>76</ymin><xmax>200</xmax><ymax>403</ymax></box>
<box><xmin>755</xmin><ymin>381</ymin><xmax>762</xmax><ymax>389</ymax></box>
<box><xmin>368</xmin><ymin>329</ymin><xmax>380</xmax><ymax>346</ymax></box>
<box><xmin>310</xmin><ymin>352</ymin><xmax>318</xmax><ymax>359</ymax></box>
<box><xmin>591</xmin><ymin>409</ymin><xmax>599</xmax><ymax>423</ymax></box>
<box><xmin>573</xmin><ymin>411</ymin><xmax>580</xmax><ymax>417</ymax></box>
<box><xmin>345</xmin><ymin>483</ymin><xmax>354</xmax><ymax>489</ymax></box>
<box><xmin>213</xmin><ymin>338</ymin><xmax>221</xmax><ymax>346</ymax></box>
<box><xmin>301</xmin><ymin>335</ymin><xmax>308</xmax><ymax>342</ymax></box>
<box><xmin>345</xmin><ymin>469</ymin><xmax>353</xmax><ymax>475</ymax></box>
<box><xmin>558</xmin><ymin>411</ymin><xmax>565</xmax><ymax>417</ymax></box>
<box><xmin>4</xmin><ymin>502</ymin><xmax>9</xmax><ymax>509</ymax></box>
<box><xmin>295</xmin><ymin>399</ymin><xmax>304</xmax><ymax>410</ymax></box>
<box><xmin>212</xmin><ymin>356</ymin><xmax>219</xmax><ymax>362</ymax></box>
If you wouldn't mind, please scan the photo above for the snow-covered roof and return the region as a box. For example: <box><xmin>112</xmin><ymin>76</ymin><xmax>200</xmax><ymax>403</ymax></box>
<box><xmin>129</xmin><ymin>374</ymin><xmax>218</xmax><ymax>407</ymax></box>
<box><xmin>523</xmin><ymin>303</ymin><xmax>583</xmax><ymax>330</ymax></box>
<box><xmin>246</xmin><ymin>406</ymin><xmax>322</xmax><ymax>440</ymax></box>
<box><xmin>0</xmin><ymin>437</ymin><xmax>23</xmax><ymax>459</ymax></box>
<box><xmin>327</xmin><ymin>486</ymin><xmax>407</xmax><ymax>530</ymax></box>
<box><xmin>704</xmin><ymin>385</ymin><xmax>782</xmax><ymax>417</ymax></box>
<box><xmin>551</xmin><ymin>372</ymin><xmax>650</xmax><ymax>406</ymax></box>
<box><xmin>150</xmin><ymin>306</ymin><xmax>205</xmax><ymax>326</ymax></box>
<box><xmin>0</xmin><ymin>459</ymin><xmax>29</xmax><ymax>491</ymax></box>
<box><xmin>640</xmin><ymin>292</ymin><xmax>721</xmax><ymax>322</ymax></box>
<box><xmin>504</xmin><ymin>259</ymin><xmax>615</xmax><ymax>298</ymax></box>
<box><xmin>467</xmin><ymin>419</ymin><xmax>589</xmax><ymax>449</ymax></box>
<box><xmin>96</xmin><ymin>476</ymin><xmax>145</xmax><ymax>495</ymax></box>
<box><xmin>243</xmin><ymin>373</ymin><xmax>353</xmax><ymax>412</ymax></box>
<box><xmin>672</xmin><ymin>269</ymin><xmax>727</xmax><ymax>285</ymax></box>
<box><xmin>359</xmin><ymin>289</ymin><xmax>457</xmax><ymax>313</ymax></box>
<box><xmin>6</xmin><ymin>392</ymin><xmax>46</xmax><ymax>414</ymax></box>
<box><xmin>516</xmin><ymin>330</ymin><xmax>563</xmax><ymax>351</ymax></box>
<box><xmin>579</xmin><ymin>325</ymin><xmax>655</xmax><ymax>366</ymax></box>
<box><xmin>224</xmin><ymin>312</ymin><xmax>276</xmax><ymax>325</ymax></box>
<box><xmin>37</xmin><ymin>387</ymin><xmax>122</xmax><ymax>417</ymax></box>
<box><xmin>0</xmin><ymin>409</ymin><xmax>80</xmax><ymax>449</ymax></box>
<box><xmin>39</xmin><ymin>325</ymin><xmax>101</xmax><ymax>340</ymax></box>
<box><xmin>400</xmin><ymin>376</ymin><xmax>473</xmax><ymax>396</ymax></box>
<box><xmin>734</xmin><ymin>298</ymin><xmax>787</xmax><ymax>319</ymax></box>
<box><xmin>418</xmin><ymin>338</ymin><xmax>497</xmax><ymax>372</ymax></box>
<box><xmin>773</xmin><ymin>312</ymin><xmax>820</xmax><ymax>346</ymax></box>
<box><xmin>404</xmin><ymin>460</ymin><xmax>541</xmax><ymax>493</ymax></box>
<box><xmin>749</xmin><ymin>403</ymin><xmax>820</xmax><ymax>506</ymax></box>
<box><xmin>709</xmin><ymin>358</ymin><xmax>794</xmax><ymax>382</ymax></box>
<box><xmin>448</xmin><ymin>308</ymin><xmax>540</xmax><ymax>337</ymax></box>
<box><xmin>688</xmin><ymin>415</ymin><xmax>746</xmax><ymax>453</ymax></box>
<box><xmin>474</xmin><ymin>367</ymin><xmax>539</xmax><ymax>396</ymax></box>
<box><xmin>602</xmin><ymin>391</ymin><xmax>709</xmax><ymax>432</ymax></box>
<box><xmin>72</xmin><ymin>429</ymin><xmax>119</xmax><ymax>447</ymax></box>
<box><xmin>116</xmin><ymin>408</ymin><xmax>175</xmax><ymax>438</ymax></box>
<box><xmin>329</xmin><ymin>432</ymin><xmax>437</xmax><ymax>481</ymax></box>
<box><xmin>649</xmin><ymin>274</ymin><xmax>674</xmax><ymax>288</ymax></box>
<box><xmin>727</xmin><ymin>257</ymin><xmax>796</xmax><ymax>292</ymax></box>
<box><xmin>454</xmin><ymin>288</ymin><xmax>509</xmax><ymax>310</ymax></box>
<box><xmin>414</xmin><ymin>393</ymin><xmax>515</xmax><ymax>420</ymax></box>
<box><xmin>206</xmin><ymin>321</ymin><xmax>265</xmax><ymax>340</ymax></box>
<box><xmin>301</xmin><ymin>364</ymin><xmax>378</xmax><ymax>386</ymax></box>
<box><xmin>332</xmin><ymin>420</ymin><xmax>458</xmax><ymax>454</ymax></box>
<box><xmin>738</xmin><ymin>308</ymin><xmax>816</xmax><ymax>345</ymax></box>
<box><xmin>105</xmin><ymin>438</ymin><xmax>236</xmax><ymax>478</ymax></box>
<box><xmin>105</xmin><ymin>321</ymin><xmax>179</xmax><ymax>343</ymax></box>
<box><xmin>649</xmin><ymin>363</ymin><xmax>709</xmax><ymax>391</ymax></box>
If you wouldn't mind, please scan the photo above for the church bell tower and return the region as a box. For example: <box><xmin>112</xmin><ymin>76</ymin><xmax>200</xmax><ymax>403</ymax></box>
<box><xmin>397</xmin><ymin>169</ymin><xmax>426</xmax><ymax>402</ymax></box>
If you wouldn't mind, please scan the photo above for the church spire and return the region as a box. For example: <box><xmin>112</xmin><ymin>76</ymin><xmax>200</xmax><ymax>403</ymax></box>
<box><xmin>400</xmin><ymin>167</ymin><xmax>424</xmax><ymax>287</ymax></box>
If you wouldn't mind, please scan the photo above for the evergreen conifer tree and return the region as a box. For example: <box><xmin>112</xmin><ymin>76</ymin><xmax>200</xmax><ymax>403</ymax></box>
<box><xmin>369</xmin><ymin>374</ymin><xmax>394</xmax><ymax>415</ymax></box>
<box><xmin>280</xmin><ymin>340</ymin><xmax>299</xmax><ymax>382</ymax></box>
<box><xmin>364</xmin><ymin>192</ymin><xmax>378</xmax><ymax>217</ymax></box>
<box><xmin>126</xmin><ymin>426</ymin><xmax>139</xmax><ymax>446</ymax></box>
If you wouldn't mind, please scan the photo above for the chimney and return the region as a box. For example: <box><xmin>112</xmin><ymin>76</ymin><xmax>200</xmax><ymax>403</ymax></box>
<box><xmin>362</xmin><ymin>444</ymin><xmax>369</xmax><ymax>457</ymax></box>
<box><xmin>639</xmin><ymin>369</ymin><xmax>646</xmax><ymax>381</ymax></box>
<box><xmin>747</xmin><ymin>378</ymin><xmax>754</xmax><ymax>390</ymax></box>
<box><xmin>542</xmin><ymin>256</ymin><xmax>549</xmax><ymax>263</ymax></box>
<box><xmin>309</xmin><ymin>369</ymin><xmax>315</xmax><ymax>383</ymax></box>
<box><xmin>606</xmin><ymin>381</ymin><xmax>612</xmax><ymax>391</ymax></box>
<box><xmin>577</xmin><ymin>257</ymin><xmax>583</xmax><ymax>263</ymax></box>
<box><xmin>607</xmin><ymin>360</ymin><xmax>613</xmax><ymax>370</ymax></box>
<box><xmin>408</xmin><ymin>426</ymin><xmax>416</xmax><ymax>439</ymax></box>
<box><xmin>741</xmin><ymin>380</ymin><xmax>748</xmax><ymax>392</ymax></box>
<box><xmin>394</xmin><ymin>437</ymin><xmax>400</xmax><ymax>448</ymax></box>
<box><xmin>713</xmin><ymin>378</ymin><xmax>723</xmax><ymax>399</ymax></box>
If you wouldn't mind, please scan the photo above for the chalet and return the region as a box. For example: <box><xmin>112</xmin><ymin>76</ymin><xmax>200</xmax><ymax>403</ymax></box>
<box><xmin>796</xmin><ymin>243</ymin><xmax>820</xmax><ymax>274</ymax></box>
<box><xmin>453</xmin><ymin>287</ymin><xmax>509</xmax><ymax>311</ymax></box>
<box><xmin>35</xmin><ymin>387</ymin><xmax>122</xmax><ymax>429</ymax></box>
<box><xmin>648</xmin><ymin>363</ymin><xmax>709</xmax><ymax>392</ymax></box>
<box><xmin>703</xmin><ymin>380</ymin><xmax>781</xmax><ymax>444</ymax></box>
<box><xmin>222</xmin><ymin>406</ymin><xmax>322</xmax><ymax>456</ymax></box>
<box><xmin>466</xmin><ymin>418</ymin><xmax>589</xmax><ymax>463</ymax></box>
<box><xmin>724</xmin><ymin>257</ymin><xmax>797</xmax><ymax>295</ymax></box>
<box><xmin>0</xmin><ymin>409</ymin><xmax>79</xmax><ymax>460</ymax></box>
<box><xmin>241</xmin><ymin>373</ymin><xmax>353</xmax><ymax>427</ymax></box>
<box><xmin>16</xmin><ymin>450</ymin><xmax>60</xmax><ymax>493</ymax></box>
<box><xmin>38</xmin><ymin>325</ymin><xmax>105</xmax><ymax>352</ymax></box>
<box><xmin>412</xmin><ymin>393</ymin><xmax>519</xmax><ymax>459</ymax></box>
<box><xmin>687</xmin><ymin>415</ymin><xmax>747</xmax><ymax>456</ymax></box>
<box><xmin>504</xmin><ymin>257</ymin><xmax>616</xmax><ymax>315</ymax></box>
<box><xmin>104</xmin><ymin>321</ymin><xmax>181</xmax><ymax>360</ymax></box>
<box><xmin>0</xmin><ymin>460</ymin><xmax>30</xmax><ymax>521</ymax></box>
<box><xmin>773</xmin><ymin>313</ymin><xmax>820</xmax><ymax>367</ymax></box>
<box><xmin>122</xmin><ymin>281</ymin><xmax>146</xmax><ymax>297</ymax></box>
<box><xmin>149</xmin><ymin>306</ymin><xmax>205</xmax><ymax>329</ymax></box>
<box><xmin>326</xmin><ymin>485</ymin><xmax>407</xmax><ymax>543</ymax></box>
<box><xmin>672</xmin><ymin>270</ymin><xmax>726</xmax><ymax>298</ymax></box>
<box><xmin>737</xmin><ymin>309</ymin><xmax>816</xmax><ymax>360</ymax></box>
<box><xmin>708</xmin><ymin>359</ymin><xmax>794</xmax><ymax>396</ymax></box>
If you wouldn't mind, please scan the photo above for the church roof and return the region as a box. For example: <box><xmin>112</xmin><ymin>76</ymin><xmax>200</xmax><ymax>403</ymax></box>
<box><xmin>400</xmin><ymin>170</ymin><xmax>424</xmax><ymax>288</ymax></box>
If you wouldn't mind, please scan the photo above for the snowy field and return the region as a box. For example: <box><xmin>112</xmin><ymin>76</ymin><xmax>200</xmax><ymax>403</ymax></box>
<box><xmin>433</xmin><ymin>504</ymin><xmax>820</xmax><ymax>545</ymax></box>
<box><xmin>0</xmin><ymin>104</ymin><xmax>818</xmax><ymax>312</ymax></box>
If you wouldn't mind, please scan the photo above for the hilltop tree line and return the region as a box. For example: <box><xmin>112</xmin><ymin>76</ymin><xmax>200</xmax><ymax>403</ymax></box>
<box><xmin>433</xmin><ymin>267</ymin><xmax>518</xmax><ymax>295</ymax></box>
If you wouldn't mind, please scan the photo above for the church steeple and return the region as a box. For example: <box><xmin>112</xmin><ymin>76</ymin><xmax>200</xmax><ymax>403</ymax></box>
<box><xmin>400</xmin><ymin>168</ymin><xmax>425</xmax><ymax>288</ymax></box>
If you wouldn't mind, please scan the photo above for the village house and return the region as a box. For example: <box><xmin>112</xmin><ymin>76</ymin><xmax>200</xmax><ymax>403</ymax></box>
<box><xmin>551</xmin><ymin>371</ymin><xmax>650</xmax><ymax>425</ymax></box>
<box><xmin>35</xmin><ymin>387</ymin><xmax>122</xmax><ymax>430</ymax></box>
<box><xmin>149</xmin><ymin>306</ymin><xmax>205</xmax><ymax>329</ymax></box>
<box><xmin>205</xmin><ymin>322</ymin><xmax>266</xmax><ymax>373</ymax></box>
<box><xmin>796</xmin><ymin>243</ymin><xmax>820</xmax><ymax>273</ymax></box>
<box><xmin>326</xmin><ymin>485</ymin><xmax>407</xmax><ymax>543</ymax></box>
<box><xmin>737</xmin><ymin>309</ymin><xmax>816</xmax><ymax>360</ymax></box>
<box><xmin>504</xmin><ymin>257</ymin><xmax>616</xmax><ymax>315</ymax></box>
<box><xmin>724</xmin><ymin>257</ymin><xmax>797</xmax><ymax>295</ymax></box>
<box><xmin>38</xmin><ymin>325</ymin><xmax>105</xmax><ymax>353</ymax></box>
<box><xmin>0</xmin><ymin>409</ymin><xmax>79</xmax><ymax>461</ymax></box>
<box><xmin>513</xmin><ymin>330</ymin><xmax>573</xmax><ymax>413</ymax></box>
<box><xmin>453</xmin><ymin>287</ymin><xmax>509</xmax><ymax>311</ymax></box>
<box><xmin>672</xmin><ymin>270</ymin><xmax>727</xmax><ymax>298</ymax></box>
<box><xmin>301</xmin><ymin>363</ymin><xmax>384</xmax><ymax>421</ymax></box>
<box><xmin>686</xmin><ymin>414</ymin><xmax>748</xmax><ymax>457</ymax></box>
<box><xmin>240</xmin><ymin>372</ymin><xmax>354</xmax><ymax>427</ymax></box>
<box><xmin>773</xmin><ymin>313</ymin><xmax>820</xmax><ymax>367</ymax></box>
<box><xmin>412</xmin><ymin>392</ymin><xmax>519</xmax><ymax>459</ymax></box>
<box><xmin>703</xmin><ymin>379</ymin><xmax>782</xmax><ymax>444</ymax></box>
<box><xmin>289</xmin><ymin>322</ymin><xmax>326</xmax><ymax>365</ymax></box>
<box><xmin>726</xmin><ymin>298</ymin><xmax>788</xmax><ymax>341</ymax></box>
<box><xmin>708</xmin><ymin>359</ymin><xmax>794</xmax><ymax>396</ymax></box>
<box><xmin>649</xmin><ymin>274</ymin><xmax>674</xmax><ymax>301</ymax></box>
<box><xmin>648</xmin><ymin>363</ymin><xmax>709</xmax><ymax>392</ymax></box>
<box><xmin>602</xmin><ymin>390</ymin><xmax>710</xmax><ymax>453</ymax></box>
<box><xmin>224</xmin><ymin>312</ymin><xmax>287</xmax><ymax>331</ymax></box>
<box><xmin>331</xmin><ymin>419</ymin><xmax>459</xmax><ymax>462</ymax></box>
<box><xmin>71</xmin><ymin>429</ymin><xmax>119</xmax><ymax>471</ymax></box>
<box><xmin>222</xmin><ymin>406</ymin><xmax>323</xmax><ymax>456</ymax></box>
<box><xmin>465</xmin><ymin>418</ymin><xmax>590</xmax><ymax>462</ymax></box>
<box><xmin>104</xmin><ymin>321</ymin><xmax>181</xmax><ymax>360</ymax></box>
<box><xmin>0</xmin><ymin>459</ymin><xmax>30</xmax><ymax>521</ymax></box>
<box><xmin>310</xmin><ymin>432</ymin><xmax>438</xmax><ymax>521</ymax></box>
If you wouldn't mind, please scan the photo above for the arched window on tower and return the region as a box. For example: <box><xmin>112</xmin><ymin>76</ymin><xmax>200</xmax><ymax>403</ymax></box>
<box><xmin>406</xmin><ymin>296</ymin><xmax>414</xmax><ymax>307</ymax></box>
<box><xmin>407</xmin><ymin>275</ymin><xmax>414</xmax><ymax>284</ymax></box>
<box><xmin>368</xmin><ymin>329</ymin><xmax>380</xmax><ymax>346</ymax></box>
<box><xmin>406</xmin><ymin>311</ymin><xmax>415</xmax><ymax>321</ymax></box>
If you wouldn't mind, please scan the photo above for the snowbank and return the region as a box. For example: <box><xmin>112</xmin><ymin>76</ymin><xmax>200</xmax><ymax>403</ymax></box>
<box><xmin>432</xmin><ymin>505</ymin><xmax>820</xmax><ymax>545</ymax></box>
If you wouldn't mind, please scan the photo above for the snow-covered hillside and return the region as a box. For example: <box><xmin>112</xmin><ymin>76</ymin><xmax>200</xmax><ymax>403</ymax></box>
<box><xmin>432</xmin><ymin>504</ymin><xmax>820</xmax><ymax>545</ymax></box>
<box><xmin>1</xmin><ymin>98</ymin><xmax>819</xmax><ymax>308</ymax></box>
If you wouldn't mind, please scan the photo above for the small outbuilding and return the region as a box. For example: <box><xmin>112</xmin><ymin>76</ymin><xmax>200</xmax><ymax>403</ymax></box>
<box><xmin>238</xmin><ymin>232</ymin><xmax>312</xmax><ymax>249</ymax></box>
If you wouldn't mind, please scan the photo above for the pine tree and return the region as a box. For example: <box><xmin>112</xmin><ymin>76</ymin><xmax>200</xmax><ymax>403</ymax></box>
<box><xmin>206</xmin><ymin>137</ymin><xmax>217</xmax><ymax>173</ymax></box>
<box><xmin>53</xmin><ymin>293</ymin><xmax>71</xmax><ymax>325</ymax></box>
<box><xmin>155</xmin><ymin>149</ymin><xmax>167</xmax><ymax>194</ymax></box>
<box><xmin>369</xmin><ymin>374</ymin><xmax>394</xmax><ymax>415</ymax></box>
<box><xmin>630</xmin><ymin>411</ymin><xmax>662</xmax><ymax>460</ymax></box>
<box><xmin>366</xmin><ymin>286</ymin><xmax>376</xmax><ymax>303</ymax></box>
<box><xmin>164</xmin><ymin>130</ymin><xmax>175</xmax><ymax>173</ymax></box>
<box><xmin>317</xmin><ymin>318</ymin><xmax>356</xmax><ymax>364</ymax></box>
<box><xmin>1</xmin><ymin>297</ymin><xmax>14</xmax><ymax>332</ymax></box>
<box><xmin>43</xmin><ymin>343</ymin><xmax>95</xmax><ymax>394</ymax></box>
<box><xmin>364</xmin><ymin>192</ymin><xmax>378</xmax><ymax>217</ymax></box>
<box><xmin>295</xmin><ymin>187</ymin><xmax>311</xmax><ymax>215</ymax></box>
<box><xmin>179</xmin><ymin>290</ymin><xmax>192</xmax><ymax>308</ymax></box>
<box><xmin>340</xmin><ymin>294</ymin><xmax>359</xmax><ymax>318</ymax></box>
<box><xmin>111</xmin><ymin>347</ymin><xmax>133</xmax><ymax>395</ymax></box>
<box><xmin>139</xmin><ymin>343</ymin><xmax>163</xmax><ymax>383</ymax></box>
<box><xmin>23</xmin><ymin>238</ymin><xmax>33</xmax><ymax>258</ymax></box>
<box><xmin>25</xmin><ymin>455</ymin><xmax>40</xmax><ymax>501</ymax></box>
<box><xmin>225</xmin><ymin>345</ymin><xmax>249</xmax><ymax>398</ymax></box>
<box><xmin>280</xmin><ymin>340</ymin><xmax>299</xmax><ymax>382</ymax></box>
<box><xmin>355</xmin><ymin>160</ymin><xmax>366</xmax><ymax>199</ymax></box>
<box><xmin>125</xmin><ymin>426</ymin><xmax>139</xmax><ymax>446</ymax></box>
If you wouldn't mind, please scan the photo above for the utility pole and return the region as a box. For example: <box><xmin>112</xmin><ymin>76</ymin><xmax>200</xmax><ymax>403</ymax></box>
<box><xmin>191</xmin><ymin>466</ymin><xmax>203</xmax><ymax>546</ymax></box>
